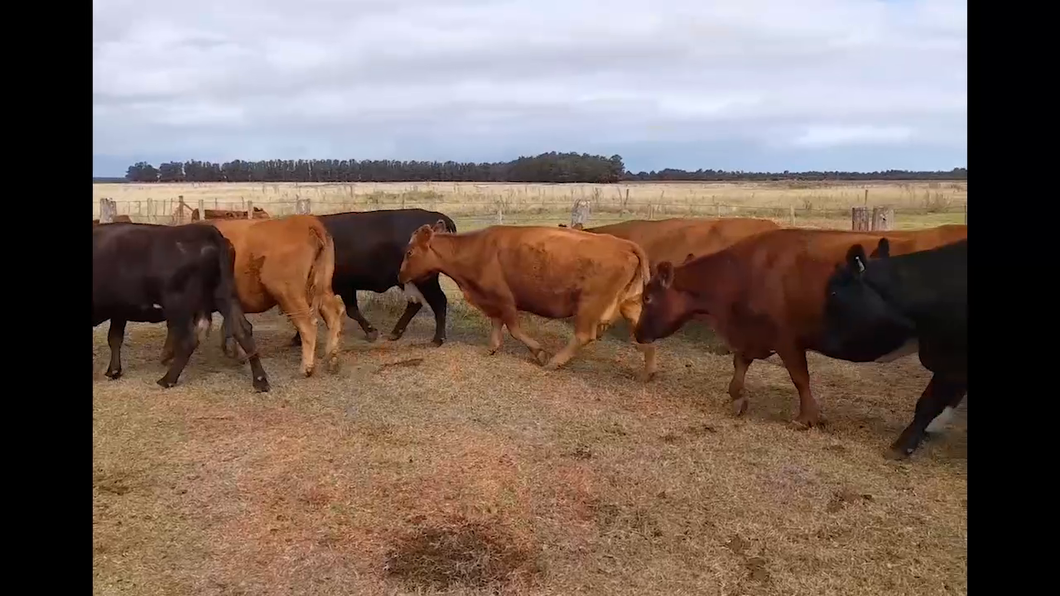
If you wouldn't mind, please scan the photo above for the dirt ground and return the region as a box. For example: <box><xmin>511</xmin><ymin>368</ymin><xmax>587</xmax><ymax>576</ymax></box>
<box><xmin>92</xmin><ymin>280</ymin><xmax>967</xmax><ymax>596</ymax></box>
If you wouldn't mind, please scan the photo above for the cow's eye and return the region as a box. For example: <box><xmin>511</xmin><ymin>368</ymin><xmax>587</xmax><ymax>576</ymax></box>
<box><xmin>644</xmin><ymin>295</ymin><xmax>653</xmax><ymax>304</ymax></box>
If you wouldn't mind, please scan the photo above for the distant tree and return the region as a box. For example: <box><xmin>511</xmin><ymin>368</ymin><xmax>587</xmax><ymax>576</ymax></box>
<box><xmin>122</xmin><ymin>154</ymin><xmax>966</xmax><ymax>183</ymax></box>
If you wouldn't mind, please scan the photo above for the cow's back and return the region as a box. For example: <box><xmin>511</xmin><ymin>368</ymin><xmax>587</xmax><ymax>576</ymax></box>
<box><xmin>317</xmin><ymin>209</ymin><xmax>456</xmax><ymax>291</ymax></box>
<box><xmin>587</xmin><ymin>218</ymin><xmax>780</xmax><ymax>267</ymax></box>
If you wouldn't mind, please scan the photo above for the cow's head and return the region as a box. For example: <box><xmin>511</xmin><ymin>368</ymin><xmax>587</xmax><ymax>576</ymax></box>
<box><xmin>398</xmin><ymin>219</ymin><xmax>450</xmax><ymax>284</ymax></box>
<box><xmin>819</xmin><ymin>238</ymin><xmax>916</xmax><ymax>360</ymax></box>
<box><xmin>634</xmin><ymin>260</ymin><xmax>693</xmax><ymax>344</ymax></box>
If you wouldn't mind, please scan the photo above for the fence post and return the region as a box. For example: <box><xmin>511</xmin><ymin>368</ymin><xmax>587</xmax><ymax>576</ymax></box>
<box><xmin>146</xmin><ymin>198</ymin><xmax>154</xmax><ymax>222</ymax></box>
<box><xmin>246</xmin><ymin>200</ymin><xmax>254</xmax><ymax>219</ymax></box>
<box><xmin>176</xmin><ymin>195</ymin><xmax>186</xmax><ymax>224</ymax></box>
<box><xmin>136</xmin><ymin>200</ymin><xmax>142</xmax><ymax>217</ymax></box>
<box><xmin>870</xmin><ymin>206</ymin><xmax>894</xmax><ymax>231</ymax></box>
<box><xmin>99</xmin><ymin>198</ymin><xmax>117</xmax><ymax>223</ymax></box>
<box><xmin>296</xmin><ymin>198</ymin><xmax>312</xmax><ymax>215</ymax></box>
<box><xmin>864</xmin><ymin>188</ymin><xmax>869</xmax><ymax>205</ymax></box>
<box><xmin>495</xmin><ymin>201</ymin><xmax>504</xmax><ymax>225</ymax></box>
<box><xmin>851</xmin><ymin>206</ymin><xmax>870</xmax><ymax>231</ymax></box>
<box><xmin>571</xmin><ymin>198</ymin><xmax>591</xmax><ymax>227</ymax></box>
<box><xmin>789</xmin><ymin>205</ymin><xmax>796</xmax><ymax>227</ymax></box>
<box><xmin>649</xmin><ymin>204</ymin><xmax>656</xmax><ymax>220</ymax></box>
<box><xmin>198</xmin><ymin>199</ymin><xmax>205</xmax><ymax>221</ymax></box>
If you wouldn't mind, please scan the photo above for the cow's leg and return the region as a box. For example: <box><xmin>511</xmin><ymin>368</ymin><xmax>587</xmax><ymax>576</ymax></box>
<box><xmin>728</xmin><ymin>352</ymin><xmax>754</xmax><ymax>416</ymax></box>
<box><xmin>543</xmin><ymin>317</ymin><xmax>595</xmax><ymax>371</ymax></box>
<box><xmin>225</xmin><ymin>309</ymin><xmax>270</xmax><ymax>393</ymax></box>
<box><xmin>776</xmin><ymin>345</ymin><xmax>820</xmax><ymax>429</ymax></box>
<box><xmin>219</xmin><ymin>315</ymin><xmax>239</xmax><ymax>358</ymax></box>
<box><xmin>319</xmin><ymin>292</ymin><xmax>346</xmax><ymax>373</ymax></box>
<box><xmin>487</xmin><ymin>317</ymin><xmax>505</xmax><ymax>354</ymax></box>
<box><xmin>104</xmin><ymin>319</ymin><xmax>127</xmax><ymax>379</ymax></box>
<box><xmin>395</xmin><ymin>277</ymin><xmax>448</xmax><ymax>346</ymax></box>
<box><xmin>284</xmin><ymin>294</ymin><xmax>320</xmax><ymax>377</ymax></box>
<box><xmin>160</xmin><ymin>321</ymin><xmax>176</xmax><ymax>365</ymax></box>
<box><xmin>501</xmin><ymin>310</ymin><xmax>549</xmax><ymax>365</ymax></box>
<box><xmin>388</xmin><ymin>301</ymin><xmax>423</xmax><ymax>341</ymax></box>
<box><xmin>620</xmin><ymin>300</ymin><xmax>656</xmax><ymax>382</ymax></box>
<box><xmin>157</xmin><ymin>314</ymin><xmax>196</xmax><ymax>388</ymax></box>
<box><xmin>346</xmin><ymin>291</ymin><xmax>379</xmax><ymax>343</ymax></box>
<box><xmin>888</xmin><ymin>375</ymin><xmax>966</xmax><ymax>460</ymax></box>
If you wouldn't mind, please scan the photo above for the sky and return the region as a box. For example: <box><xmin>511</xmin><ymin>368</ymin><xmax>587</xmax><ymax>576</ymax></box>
<box><xmin>92</xmin><ymin>0</ymin><xmax>967</xmax><ymax>176</ymax></box>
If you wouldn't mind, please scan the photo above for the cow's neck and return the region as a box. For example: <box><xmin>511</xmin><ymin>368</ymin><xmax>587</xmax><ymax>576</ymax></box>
<box><xmin>671</xmin><ymin>254</ymin><xmax>730</xmax><ymax>316</ymax></box>
<box><xmin>427</xmin><ymin>234</ymin><xmax>475</xmax><ymax>285</ymax></box>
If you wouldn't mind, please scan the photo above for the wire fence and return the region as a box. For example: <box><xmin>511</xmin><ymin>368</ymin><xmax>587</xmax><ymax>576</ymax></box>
<box><xmin>94</xmin><ymin>196</ymin><xmax>968</xmax><ymax>231</ymax></box>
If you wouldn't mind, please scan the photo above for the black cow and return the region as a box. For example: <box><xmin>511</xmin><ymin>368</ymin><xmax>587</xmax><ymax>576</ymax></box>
<box><xmin>92</xmin><ymin>222</ymin><xmax>270</xmax><ymax>392</ymax></box>
<box><xmin>820</xmin><ymin>237</ymin><xmax>967</xmax><ymax>459</ymax></box>
<box><xmin>286</xmin><ymin>208</ymin><xmax>458</xmax><ymax>347</ymax></box>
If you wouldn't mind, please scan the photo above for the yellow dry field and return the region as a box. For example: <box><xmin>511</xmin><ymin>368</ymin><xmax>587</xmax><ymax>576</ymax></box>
<box><xmin>92</xmin><ymin>180</ymin><xmax>967</xmax><ymax>231</ymax></box>
<box><xmin>93</xmin><ymin>249</ymin><xmax>967</xmax><ymax>595</ymax></box>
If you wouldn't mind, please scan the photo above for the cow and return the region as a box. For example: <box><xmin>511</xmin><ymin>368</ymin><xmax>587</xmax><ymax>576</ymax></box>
<box><xmin>166</xmin><ymin>215</ymin><xmax>346</xmax><ymax>377</ymax></box>
<box><xmin>820</xmin><ymin>238</ymin><xmax>967</xmax><ymax>459</ymax></box>
<box><xmin>92</xmin><ymin>215</ymin><xmax>133</xmax><ymax>225</ymax></box>
<box><xmin>397</xmin><ymin>222</ymin><xmax>657</xmax><ymax>380</ymax></box>
<box><xmin>632</xmin><ymin>225</ymin><xmax>967</xmax><ymax>428</ymax></box>
<box><xmin>92</xmin><ymin>222</ymin><xmax>270</xmax><ymax>392</ymax></box>
<box><xmin>285</xmin><ymin>209</ymin><xmax>459</xmax><ymax>349</ymax></box>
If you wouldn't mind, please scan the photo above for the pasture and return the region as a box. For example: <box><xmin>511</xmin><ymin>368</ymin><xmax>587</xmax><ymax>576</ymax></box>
<box><xmin>92</xmin><ymin>180</ymin><xmax>967</xmax><ymax>231</ymax></box>
<box><xmin>93</xmin><ymin>202</ymin><xmax>967</xmax><ymax>596</ymax></box>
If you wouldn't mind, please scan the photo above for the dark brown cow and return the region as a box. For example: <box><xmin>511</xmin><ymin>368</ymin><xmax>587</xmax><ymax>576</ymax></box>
<box><xmin>161</xmin><ymin>215</ymin><xmax>346</xmax><ymax>376</ymax></box>
<box><xmin>398</xmin><ymin>222</ymin><xmax>657</xmax><ymax>380</ymax></box>
<box><xmin>92</xmin><ymin>215</ymin><xmax>133</xmax><ymax>225</ymax></box>
<box><xmin>633</xmin><ymin>224</ymin><xmax>968</xmax><ymax>427</ymax></box>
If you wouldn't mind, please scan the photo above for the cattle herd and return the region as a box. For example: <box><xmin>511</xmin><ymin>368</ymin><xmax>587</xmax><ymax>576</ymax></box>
<box><xmin>93</xmin><ymin>208</ymin><xmax>967</xmax><ymax>461</ymax></box>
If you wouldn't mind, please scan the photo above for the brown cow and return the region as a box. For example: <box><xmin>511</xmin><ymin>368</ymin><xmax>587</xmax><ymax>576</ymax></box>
<box><xmin>565</xmin><ymin>217</ymin><xmax>782</xmax><ymax>271</ymax></box>
<box><xmin>160</xmin><ymin>215</ymin><xmax>346</xmax><ymax>376</ymax></box>
<box><xmin>397</xmin><ymin>222</ymin><xmax>657</xmax><ymax>380</ymax></box>
<box><xmin>92</xmin><ymin>215</ymin><xmax>133</xmax><ymax>225</ymax></box>
<box><xmin>633</xmin><ymin>225</ymin><xmax>967</xmax><ymax>428</ymax></box>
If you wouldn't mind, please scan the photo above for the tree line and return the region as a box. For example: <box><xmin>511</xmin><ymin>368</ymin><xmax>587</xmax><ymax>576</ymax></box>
<box><xmin>116</xmin><ymin>151</ymin><xmax>967</xmax><ymax>184</ymax></box>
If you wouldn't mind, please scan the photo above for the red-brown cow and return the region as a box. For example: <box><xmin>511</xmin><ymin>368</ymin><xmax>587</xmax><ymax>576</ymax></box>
<box><xmin>398</xmin><ymin>222</ymin><xmax>657</xmax><ymax>380</ymax></box>
<box><xmin>633</xmin><ymin>225</ymin><xmax>967</xmax><ymax>427</ymax></box>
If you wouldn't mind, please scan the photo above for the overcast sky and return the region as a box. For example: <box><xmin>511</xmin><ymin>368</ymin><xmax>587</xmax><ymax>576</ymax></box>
<box><xmin>92</xmin><ymin>0</ymin><xmax>967</xmax><ymax>176</ymax></box>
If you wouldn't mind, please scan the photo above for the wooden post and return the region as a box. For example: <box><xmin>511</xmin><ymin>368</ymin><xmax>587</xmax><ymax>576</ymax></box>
<box><xmin>296</xmin><ymin>198</ymin><xmax>311</xmax><ymax>215</ymax></box>
<box><xmin>99</xmin><ymin>198</ymin><xmax>117</xmax><ymax>223</ymax></box>
<box><xmin>870</xmin><ymin>206</ymin><xmax>894</xmax><ymax>231</ymax></box>
<box><xmin>864</xmin><ymin>188</ymin><xmax>869</xmax><ymax>205</ymax></box>
<box><xmin>198</xmin><ymin>199</ymin><xmax>205</xmax><ymax>221</ymax></box>
<box><xmin>495</xmin><ymin>201</ymin><xmax>504</xmax><ymax>224</ymax></box>
<box><xmin>789</xmin><ymin>205</ymin><xmax>796</xmax><ymax>226</ymax></box>
<box><xmin>571</xmin><ymin>198</ymin><xmax>591</xmax><ymax>227</ymax></box>
<box><xmin>851</xmin><ymin>206</ymin><xmax>870</xmax><ymax>231</ymax></box>
<box><xmin>246</xmin><ymin>200</ymin><xmax>254</xmax><ymax>219</ymax></box>
<box><xmin>649</xmin><ymin>204</ymin><xmax>656</xmax><ymax>220</ymax></box>
<box><xmin>136</xmin><ymin>200</ymin><xmax>142</xmax><ymax>216</ymax></box>
<box><xmin>176</xmin><ymin>195</ymin><xmax>186</xmax><ymax>224</ymax></box>
<box><xmin>147</xmin><ymin>198</ymin><xmax>154</xmax><ymax>222</ymax></box>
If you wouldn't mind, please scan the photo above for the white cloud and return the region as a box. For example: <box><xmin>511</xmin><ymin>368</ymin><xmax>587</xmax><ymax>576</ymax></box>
<box><xmin>92</xmin><ymin>0</ymin><xmax>967</xmax><ymax>173</ymax></box>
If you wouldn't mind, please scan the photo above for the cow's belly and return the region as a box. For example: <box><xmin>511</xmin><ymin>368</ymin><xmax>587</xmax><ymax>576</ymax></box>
<box><xmin>874</xmin><ymin>339</ymin><xmax>920</xmax><ymax>363</ymax></box>
<box><xmin>94</xmin><ymin>302</ymin><xmax>167</xmax><ymax>325</ymax></box>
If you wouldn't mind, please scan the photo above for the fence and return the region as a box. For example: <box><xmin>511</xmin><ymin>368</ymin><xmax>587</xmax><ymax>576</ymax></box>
<box><xmin>95</xmin><ymin>195</ymin><xmax>968</xmax><ymax>232</ymax></box>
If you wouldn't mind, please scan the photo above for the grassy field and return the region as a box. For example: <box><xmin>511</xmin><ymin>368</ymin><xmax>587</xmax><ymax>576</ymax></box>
<box><xmin>92</xmin><ymin>180</ymin><xmax>967</xmax><ymax>231</ymax></box>
<box><xmin>93</xmin><ymin>207</ymin><xmax>968</xmax><ymax>595</ymax></box>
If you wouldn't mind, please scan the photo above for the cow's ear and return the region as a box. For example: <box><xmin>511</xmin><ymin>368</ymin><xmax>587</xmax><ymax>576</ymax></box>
<box><xmin>432</xmin><ymin>219</ymin><xmax>448</xmax><ymax>234</ymax></box>
<box><xmin>412</xmin><ymin>224</ymin><xmax>434</xmax><ymax>245</ymax></box>
<box><xmin>657</xmin><ymin>261</ymin><xmax>675</xmax><ymax>288</ymax></box>
<box><xmin>875</xmin><ymin>238</ymin><xmax>890</xmax><ymax>259</ymax></box>
<box><xmin>845</xmin><ymin>244</ymin><xmax>868</xmax><ymax>274</ymax></box>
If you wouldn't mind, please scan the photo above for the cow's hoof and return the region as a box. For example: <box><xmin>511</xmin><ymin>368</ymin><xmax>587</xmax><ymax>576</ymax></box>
<box><xmin>326</xmin><ymin>355</ymin><xmax>341</xmax><ymax>374</ymax></box>
<box><xmin>636</xmin><ymin>370</ymin><xmax>655</xmax><ymax>383</ymax></box>
<box><xmin>487</xmin><ymin>347</ymin><xmax>500</xmax><ymax>356</ymax></box>
<box><xmin>302</xmin><ymin>365</ymin><xmax>316</xmax><ymax>378</ymax></box>
<box><xmin>534</xmin><ymin>350</ymin><xmax>550</xmax><ymax>366</ymax></box>
<box><xmin>253</xmin><ymin>376</ymin><xmax>271</xmax><ymax>393</ymax></box>
<box><xmin>543</xmin><ymin>360</ymin><xmax>560</xmax><ymax>371</ymax></box>
<box><xmin>366</xmin><ymin>329</ymin><xmax>380</xmax><ymax>342</ymax></box>
<box><xmin>156</xmin><ymin>377</ymin><xmax>176</xmax><ymax>389</ymax></box>
<box><xmin>790</xmin><ymin>413</ymin><xmax>821</xmax><ymax>430</ymax></box>
<box><xmin>104</xmin><ymin>369</ymin><xmax>122</xmax><ymax>380</ymax></box>
<box><xmin>431</xmin><ymin>337</ymin><xmax>445</xmax><ymax>347</ymax></box>
<box><xmin>731</xmin><ymin>397</ymin><xmax>748</xmax><ymax>417</ymax></box>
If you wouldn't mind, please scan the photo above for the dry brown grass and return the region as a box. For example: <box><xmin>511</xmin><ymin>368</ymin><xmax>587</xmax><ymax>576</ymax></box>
<box><xmin>92</xmin><ymin>180</ymin><xmax>967</xmax><ymax>230</ymax></box>
<box><xmin>93</xmin><ymin>267</ymin><xmax>967</xmax><ymax>595</ymax></box>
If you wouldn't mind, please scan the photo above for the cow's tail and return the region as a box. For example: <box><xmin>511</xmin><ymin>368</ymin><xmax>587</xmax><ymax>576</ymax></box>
<box><xmin>305</xmin><ymin>223</ymin><xmax>335</xmax><ymax>322</ymax></box>
<box><xmin>631</xmin><ymin>243</ymin><xmax>652</xmax><ymax>289</ymax></box>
